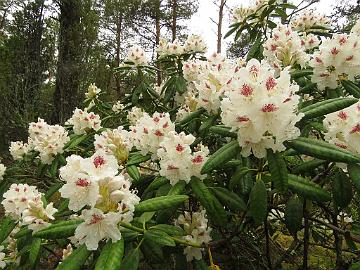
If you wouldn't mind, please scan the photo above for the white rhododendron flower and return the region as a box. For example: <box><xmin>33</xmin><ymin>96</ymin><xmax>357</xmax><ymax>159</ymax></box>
<box><xmin>290</xmin><ymin>10</ymin><xmax>330</xmax><ymax>32</ymax></box>
<box><xmin>184</xmin><ymin>35</ymin><xmax>207</xmax><ymax>53</ymax></box>
<box><xmin>27</xmin><ymin>118</ymin><xmax>70</xmax><ymax>164</ymax></box>
<box><xmin>0</xmin><ymin>164</ymin><xmax>5</xmax><ymax>181</ymax></box>
<box><xmin>0</xmin><ymin>246</ymin><xmax>5</xmax><ymax>269</ymax></box>
<box><xmin>112</xmin><ymin>101</ymin><xmax>125</xmax><ymax>113</ymax></box>
<box><xmin>74</xmin><ymin>208</ymin><xmax>122</xmax><ymax>250</ymax></box>
<box><xmin>221</xmin><ymin>59</ymin><xmax>303</xmax><ymax>158</ymax></box>
<box><xmin>94</xmin><ymin>127</ymin><xmax>132</xmax><ymax>164</ymax></box>
<box><xmin>66</xmin><ymin>108</ymin><xmax>101</xmax><ymax>135</ymax></box>
<box><xmin>130</xmin><ymin>112</ymin><xmax>175</xmax><ymax>156</ymax></box>
<box><xmin>182</xmin><ymin>60</ymin><xmax>207</xmax><ymax>82</ymax></box>
<box><xmin>9</xmin><ymin>141</ymin><xmax>31</xmax><ymax>160</ymax></box>
<box><xmin>157</xmin><ymin>131</ymin><xmax>209</xmax><ymax>185</ymax></box>
<box><xmin>127</xmin><ymin>106</ymin><xmax>144</xmax><ymax>125</ymax></box>
<box><xmin>2</xmin><ymin>184</ymin><xmax>40</xmax><ymax>219</ymax></box>
<box><xmin>85</xmin><ymin>83</ymin><xmax>101</xmax><ymax>100</ymax></box>
<box><xmin>263</xmin><ymin>24</ymin><xmax>310</xmax><ymax>72</ymax></box>
<box><xmin>323</xmin><ymin>101</ymin><xmax>360</xmax><ymax>155</ymax></box>
<box><xmin>351</xmin><ymin>19</ymin><xmax>360</xmax><ymax>36</ymax></box>
<box><xmin>123</xmin><ymin>46</ymin><xmax>148</xmax><ymax>66</ymax></box>
<box><xmin>175</xmin><ymin>209</ymin><xmax>212</xmax><ymax>262</ymax></box>
<box><xmin>22</xmin><ymin>196</ymin><xmax>57</xmax><ymax>232</ymax></box>
<box><xmin>301</xmin><ymin>33</ymin><xmax>320</xmax><ymax>51</ymax></box>
<box><xmin>310</xmin><ymin>33</ymin><xmax>360</xmax><ymax>90</ymax></box>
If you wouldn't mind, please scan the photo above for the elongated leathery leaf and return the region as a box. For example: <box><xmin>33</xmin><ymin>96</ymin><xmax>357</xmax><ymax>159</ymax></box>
<box><xmin>94</xmin><ymin>238</ymin><xmax>124</xmax><ymax>270</ymax></box>
<box><xmin>135</xmin><ymin>195</ymin><xmax>188</xmax><ymax>213</ymax></box>
<box><xmin>56</xmin><ymin>244</ymin><xmax>91</xmax><ymax>270</ymax></box>
<box><xmin>267</xmin><ymin>150</ymin><xmax>288</xmax><ymax>193</ymax></box>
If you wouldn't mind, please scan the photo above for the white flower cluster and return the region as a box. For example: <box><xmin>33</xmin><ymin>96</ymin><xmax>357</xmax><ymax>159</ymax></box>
<box><xmin>263</xmin><ymin>24</ymin><xmax>310</xmax><ymax>73</ymax></box>
<box><xmin>323</xmin><ymin>101</ymin><xmax>360</xmax><ymax>155</ymax></box>
<box><xmin>59</xmin><ymin>149</ymin><xmax>140</xmax><ymax>250</ymax></box>
<box><xmin>127</xmin><ymin>106</ymin><xmax>144</xmax><ymax>125</ymax></box>
<box><xmin>0</xmin><ymin>164</ymin><xmax>5</xmax><ymax>181</ymax></box>
<box><xmin>66</xmin><ymin>108</ymin><xmax>101</xmax><ymax>135</ymax></box>
<box><xmin>9</xmin><ymin>141</ymin><xmax>31</xmax><ymax>160</ymax></box>
<box><xmin>221</xmin><ymin>59</ymin><xmax>303</xmax><ymax>158</ymax></box>
<box><xmin>301</xmin><ymin>33</ymin><xmax>320</xmax><ymax>51</ymax></box>
<box><xmin>2</xmin><ymin>184</ymin><xmax>57</xmax><ymax>232</ymax></box>
<box><xmin>175</xmin><ymin>209</ymin><xmax>212</xmax><ymax>262</ymax></box>
<box><xmin>310</xmin><ymin>28</ymin><xmax>360</xmax><ymax>90</ymax></box>
<box><xmin>9</xmin><ymin>118</ymin><xmax>69</xmax><ymax>164</ymax></box>
<box><xmin>94</xmin><ymin>127</ymin><xmax>132</xmax><ymax>165</ymax></box>
<box><xmin>157</xmin><ymin>131</ymin><xmax>209</xmax><ymax>185</ymax></box>
<box><xmin>232</xmin><ymin>0</ymin><xmax>278</xmax><ymax>24</ymax></box>
<box><xmin>290</xmin><ymin>10</ymin><xmax>330</xmax><ymax>32</ymax></box>
<box><xmin>130</xmin><ymin>112</ymin><xmax>175</xmax><ymax>156</ymax></box>
<box><xmin>28</xmin><ymin>118</ymin><xmax>70</xmax><ymax>164</ymax></box>
<box><xmin>123</xmin><ymin>46</ymin><xmax>148</xmax><ymax>66</ymax></box>
<box><xmin>112</xmin><ymin>101</ymin><xmax>125</xmax><ymax>114</ymax></box>
<box><xmin>85</xmin><ymin>83</ymin><xmax>101</xmax><ymax>100</ymax></box>
<box><xmin>157</xmin><ymin>35</ymin><xmax>207</xmax><ymax>57</ymax></box>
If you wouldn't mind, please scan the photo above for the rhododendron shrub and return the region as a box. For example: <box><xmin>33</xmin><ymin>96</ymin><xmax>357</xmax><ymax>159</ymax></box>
<box><xmin>1</xmin><ymin>2</ymin><xmax>360</xmax><ymax>270</ymax></box>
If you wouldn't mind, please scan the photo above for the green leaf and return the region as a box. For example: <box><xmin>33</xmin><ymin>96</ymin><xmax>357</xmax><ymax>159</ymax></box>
<box><xmin>64</xmin><ymin>134</ymin><xmax>89</xmax><ymax>150</ymax></box>
<box><xmin>94</xmin><ymin>239</ymin><xmax>124</xmax><ymax>270</ymax></box>
<box><xmin>143</xmin><ymin>177</ymin><xmax>169</xmax><ymax>195</ymax></box>
<box><xmin>349</xmin><ymin>260</ymin><xmax>360</xmax><ymax>270</ymax></box>
<box><xmin>267</xmin><ymin>150</ymin><xmax>288</xmax><ymax>193</ymax></box>
<box><xmin>341</xmin><ymin>80</ymin><xmax>360</xmax><ymax>98</ymax></box>
<box><xmin>126</xmin><ymin>165</ymin><xmax>140</xmax><ymax>181</ymax></box>
<box><xmin>288</xmin><ymin>174</ymin><xmax>331</xmax><ymax>202</ymax></box>
<box><xmin>178</xmin><ymin>108</ymin><xmax>205</xmax><ymax>126</ymax></box>
<box><xmin>149</xmin><ymin>224</ymin><xmax>185</xmax><ymax>236</ymax></box>
<box><xmin>33</xmin><ymin>220</ymin><xmax>83</xmax><ymax>239</ymax></box>
<box><xmin>211</xmin><ymin>187</ymin><xmax>246</xmax><ymax>212</ymax></box>
<box><xmin>0</xmin><ymin>217</ymin><xmax>16</xmax><ymax>244</ymax></box>
<box><xmin>190</xmin><ymin>177</ymin><xmax>227</xmax><ymax>226</ymax></box>
<box><xmin>292</xmin><ymin>159</ymin><xmax>326</xmax><ymax>174</ymax></box>
<box><xmin>120</xmin><ymin>248</ymin><xmax>139</xmax><ymax>270</ymax></box>
<box><xmin>138</xmin><ymin>212</ymin><xmax>155</xmax><ymax>225</ymax></box>
<box><xmin>135</xmin><ymin>195</ymin><xmax>188</xmax><ymax>213</ymax></box>
<box><xmin>248</xmin><ymin>180</ymin><xmax>268</xmax><ymax>225</ymax></box>
<box><xmin>285</xmin><ymin>137</ymin><xmax>360</xmax><ymax>164</ymax></box>
<box><xmin>246</xmin><ymin>37</ymin><xmax>262</xmax><ymax>61</ymax></box>
<box><xmin>56</xmin><ymin>244</ymin><xmax>91</xmax><ymax>270</ymax></box>
<box><xmin>145</xmin><ymin>229</ymin><xmax>176</xmax><ymax>247</ymax></box>
<box><xmin>127</xmin><ymin>153</ymin><xmax>151</xmax><ymax>166</ymax></box>
<box><xmin>284</xmin><ymin>196</ymin><xmax>303</xmax><ymax>235</ymax></box>
<box><xmin>290</xmin><ymin>69</ymin><xmax>313</xmax><ymax>79</ymax></box>
<box><xmin>45</xmin><ymin>182</ymin><xmax>63</xmax><ymax>200</ymax></box>
<box><xmin>29</xmin><ymin>238</ymin><xmax>41</xmax><ymax>267</ymax></box>
<box><xmin>209</xmin><ymin>125</ymin><xmax>237</xmax><ymax>138</ymax></box>
<box><xmin>201</xmin><ymin>140</ymin><xmax>240</xmax><ymax>174</ymax></box>
<box><xmin>348</xmin><ymin>164</ymin><xmax>360</xmax><ymax>191</ymax></box>
<box><xmin>332</xmin><ymin>170</ymin><xmax>353</xmax><ymax>209</ymax></box>
<box><xmin>300</xmin><ymin>97</ymin><xmax>358</xmax><ymax>120</ymax></box>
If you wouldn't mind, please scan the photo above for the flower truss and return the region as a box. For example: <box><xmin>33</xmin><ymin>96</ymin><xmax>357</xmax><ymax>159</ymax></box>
<box><xmin>221</xmin><ymin>59</ymin><xmax>303</xmax><ymax>158</ymax></box>
<box><xmin>66</xmin><ymin>108</ymin><xmax>102</xmax><ymax>135</ymax></box>
<box><xmin>175</xmin><ymin>209</ymin><xmax>212</xmax><ymax>262</ymax></box>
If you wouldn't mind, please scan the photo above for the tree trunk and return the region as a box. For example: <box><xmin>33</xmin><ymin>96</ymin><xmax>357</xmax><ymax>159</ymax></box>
<box><xmin>52</xmin><ymin>0</ymin><xmax>82</xmax><ymax>123</ymax></box>
<box><xmin>171</xmin><ymin>0</ymin><xmax>177</xmax><ymax>41</ymax></box>
<box><xmin>115</xmin><ymin>13</ymin><xmax>123</xmax><ymax>95</ymax></box>
<box><xmin>217</xmin><ymin>0</ymin><xmax>226</xmax><ymax>53</ymax></box>
<box><xmin>155</xmin><ymin>0</ymin><xmax>161</xmax><ymax>86</ymax></box>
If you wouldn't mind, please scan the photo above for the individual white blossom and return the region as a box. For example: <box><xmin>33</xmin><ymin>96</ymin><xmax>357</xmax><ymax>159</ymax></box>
<box><xmin>2</xmin><ymin>184</ymin><xmax>40</xmax><ymax>219</ymax></box>
<box><xmin>130</xmin><ymin>112</ymin><xmax>175</xmax><ymax>156</ymax></box>
<box><xmin>263</xmin><ymin>24</ymin><xmax>310</xmax><ymax>73</ymax></box>
<box><xmin>220</xmin><ymin>59</ymin><xmax>303</xmax><ymax>158</ymax></box>
<box><xmin>74</xmin><ymin>208</ymin><xmax>122</xmax><ymax>250</ymax></box>
<box><xmin>66</xmin><ymin>108</ymin><xmax>101</xmax><ymax>135</ymax></box>
<box><xmin>85</xmin><ymin>83</ymin><xmax>101</xmax><ymax>100</ymax></box>
<box><xmin>123</xmin><ymin>46</ymin><xmax>148</xmax><ymax>66</ymax></box>
<box><xmin>182</xmin><ymin>60</ymin><xmax>207</xmax><ymax>83</ymax></box>
<box><xmin>310</xmin><ymin>33</ymin><xmax>360</xmax><ymax>90</ymax></box>
<box><xmin>301</xmin><ymin>33</ymin><xmax>320</xmax><ymax>51</ymax></box>
<box><xmin>0</xmin><ymin>246</ymin><xmax>5</xmax><ymax>269</ymax></box>
<box><xmin>127</xmin><ymin>107</ymin><xmax>144</xmax><ymax>125</ymax></box>
<box><xmin>175</xmin><ymin>209</ymin><xmax>212</xmax><ymax>262</ymax></box>
<box><xmin>112</xmin><ymin>101</ymin><xmax>125</xmax><ymax>114</ymax></box>
<box><xmin>157</xmin><ymin>38</ymin><xmax>185</xmax><ymax>57</ymax></box>
<box><xmin>323</xmin><ymin>101</ymin><xmax>360</xmax><ymax>155</ymax></box>
<box><xmin>157</xmin><ymin>131</ymin><xmax>209</xmax><ymax>185</ymax></box>
<box><xmin>22</xmin><ymin>195</ymin><xmax>57</xmax><ymax>232</ymax></box>
<box><xmin>27</xmin><ymin>118</ymin><xmax>70</xmax><ymax>164</ymax></box>
<box><xmin>94</xmin><ymin>127</ymin><xmax>132</xmax><ymax>164</ymax></box>
<box><xmin>184</xmin><ymin>35</ymin><xmax>207</xmax><ymax>54</ymax></box>
<box><xmin>9</xmin><ymin>141</ymin><xmax>31</xmax><ymax>160</ymax></box>
<box><xmin>0</xmin><ymin>164</ymin><xmax>5</xmax><ymax>181</ymax></box>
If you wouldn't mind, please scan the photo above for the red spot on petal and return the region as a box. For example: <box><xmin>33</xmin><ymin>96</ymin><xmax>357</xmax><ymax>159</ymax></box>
<box><xmin>93</xmin><ymin>156</ymin><xmax>106</xmax><ymax>168</ymax></box>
